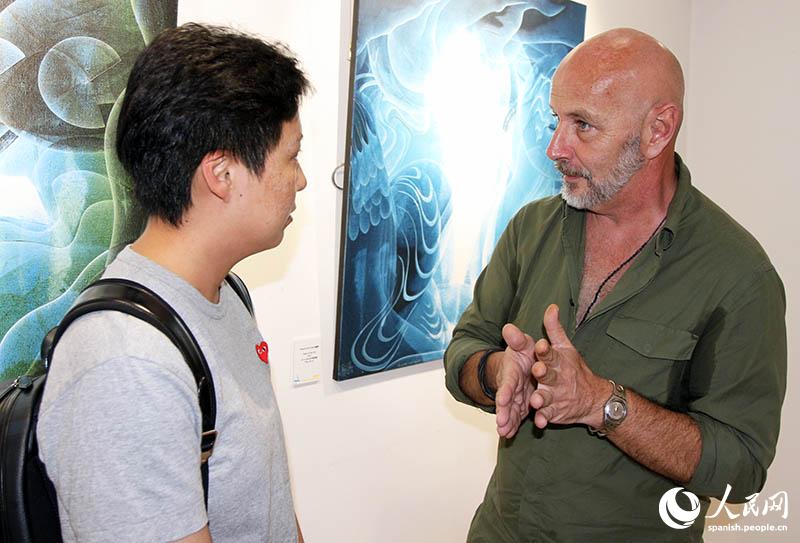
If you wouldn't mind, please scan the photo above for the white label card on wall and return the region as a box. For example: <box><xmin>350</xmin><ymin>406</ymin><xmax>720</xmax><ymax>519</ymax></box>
<box><xmin>292</xmin><ymin>337</ymin><xmax>321</xmax><ymax>386</ymax></box>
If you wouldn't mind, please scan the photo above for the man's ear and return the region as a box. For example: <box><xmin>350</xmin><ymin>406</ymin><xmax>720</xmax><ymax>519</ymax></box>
<box><xmin>641</xmin><ymin>103</ymin><xmax>681</xmax><ymax>159</ymax></box>
<box><xmin>199</xmin><ymin>151</ymin><xmax>233</xmax><ymax>202</ymax></box>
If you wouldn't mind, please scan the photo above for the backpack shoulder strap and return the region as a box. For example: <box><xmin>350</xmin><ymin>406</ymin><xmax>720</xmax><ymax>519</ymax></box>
<box><xmin>224</xmin><ymin>272</ymin><xmax>254</xmax><ymax>316</ymax></box>
<box><xmin>41</xmin><ymin>278</ymin><xmax>216</xmax><ymax>507</ymax></box>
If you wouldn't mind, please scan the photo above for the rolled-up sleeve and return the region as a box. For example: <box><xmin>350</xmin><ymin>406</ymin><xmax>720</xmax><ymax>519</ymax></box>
<box><xmin>686</xmin><ymin>264</ymin><xmax>786</xmax><ymax>502</ymax></box>
<box><xmin>443</xmin><ymin>211</ymin><xmax>520</xmax><ymax>409</ymax></box>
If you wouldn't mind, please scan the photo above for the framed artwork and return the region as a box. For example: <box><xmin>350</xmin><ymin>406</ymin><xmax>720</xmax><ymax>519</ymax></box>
<box><xmin>335</xmin><ymin>0</ymin><xmax>586</xmax><ymax>380</ymax></box>
<box><xmin>0</xmin><ymin>1</ymin><xmax>179</xmax><ymax>379</ymax></box>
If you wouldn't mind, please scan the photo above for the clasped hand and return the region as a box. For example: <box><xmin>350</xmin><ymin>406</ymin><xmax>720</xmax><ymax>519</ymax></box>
<box><xmin>494</xmin><ymin>304</ymin><xmax>605</xmax><ymax>438</ymax></box>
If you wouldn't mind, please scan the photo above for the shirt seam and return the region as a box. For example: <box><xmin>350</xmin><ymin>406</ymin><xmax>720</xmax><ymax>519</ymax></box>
<box><xmin>40</xmin><ymin>354</ymin><xmax>198</xmax><ymax>420</ymax></box>
<box><xmin>712</xmin><ymin>261</ymin><xmax>777</xmax><ymax>316</ymax></box>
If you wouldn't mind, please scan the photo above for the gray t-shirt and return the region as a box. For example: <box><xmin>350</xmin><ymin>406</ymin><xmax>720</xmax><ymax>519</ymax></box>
<box><xmin>37</xmin><ymin>247</ymin><xmax>297</xmax><ymax>542</ymax></box>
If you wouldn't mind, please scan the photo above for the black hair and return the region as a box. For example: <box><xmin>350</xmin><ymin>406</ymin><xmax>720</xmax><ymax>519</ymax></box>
<box><xmin>116</xmin><ymin>23</ymin><xmax>310</xmax><ymax>225</ymax></box>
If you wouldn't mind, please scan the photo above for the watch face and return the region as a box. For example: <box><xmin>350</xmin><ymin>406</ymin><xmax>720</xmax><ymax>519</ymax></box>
<box><xmin>607</xmin><ymin>400</ymin><xmax>627</xmax><ymax>421</ymax></box>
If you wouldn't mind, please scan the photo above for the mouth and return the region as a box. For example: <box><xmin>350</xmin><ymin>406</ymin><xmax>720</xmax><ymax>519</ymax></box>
<box><xmin>555</xmin><ymin>161</ymin><xmax>590</xmax><ymax>184</ymax></box>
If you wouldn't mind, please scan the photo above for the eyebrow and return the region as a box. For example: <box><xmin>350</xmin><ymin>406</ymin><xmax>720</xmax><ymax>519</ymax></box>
<box><xmin>566</xmin><ymin>108</ymin><xmax>599</xmax><ymax>123</ymax></box>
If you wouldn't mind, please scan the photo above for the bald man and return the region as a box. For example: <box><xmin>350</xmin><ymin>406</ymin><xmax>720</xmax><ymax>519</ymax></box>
<box><xmin>444</xmin><ymin>28</ymin><xmax>786</xmax><ymax>541</ymax></box>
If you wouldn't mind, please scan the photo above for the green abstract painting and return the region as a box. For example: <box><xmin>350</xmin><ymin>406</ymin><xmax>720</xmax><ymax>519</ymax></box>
<box><xmin>0</xmin><ymin>0</ymin><xmax>179</xmax><ymax>379</ymax></box>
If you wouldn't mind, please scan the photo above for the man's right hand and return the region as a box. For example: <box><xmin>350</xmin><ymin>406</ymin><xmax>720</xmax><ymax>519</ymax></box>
<box><xmin>494</xmin><ymin>323</ymin><xmax>537</xmax><ymax>438</ymax></box>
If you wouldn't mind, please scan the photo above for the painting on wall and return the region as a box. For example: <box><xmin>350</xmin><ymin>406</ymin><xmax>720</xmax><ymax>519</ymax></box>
<box><xmin>0</xmin><ymin>1</ymin><xmax>179</xmax><ymax>380</ymax></box>
<box><xmin>334</xmin><ymin>0</ymin><xmax>586</xmax><ymax>380</ymax></box>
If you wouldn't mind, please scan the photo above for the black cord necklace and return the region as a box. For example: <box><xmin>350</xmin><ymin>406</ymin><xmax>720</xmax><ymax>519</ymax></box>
<box><xmin>577</xmin><ymin>214</ymin><xmax>668</xmax><ymax>327</ymax></box>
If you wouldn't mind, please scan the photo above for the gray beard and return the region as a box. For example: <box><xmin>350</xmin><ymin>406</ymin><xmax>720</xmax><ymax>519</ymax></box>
<box><xmin>557</xmin><ymin>136</ymin><xmax>645</xmax><ymax>210</ymax></box>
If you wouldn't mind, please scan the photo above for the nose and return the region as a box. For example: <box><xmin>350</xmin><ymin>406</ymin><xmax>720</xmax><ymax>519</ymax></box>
<box><xmin>546</xmin><ymin>124</ymin><xmax>570</xmax><ymax>162</ymax></box>
<box><xmin>296</xmin><ymin>165</ymin><xmax>307</xmax><ymax>192</ymax></box>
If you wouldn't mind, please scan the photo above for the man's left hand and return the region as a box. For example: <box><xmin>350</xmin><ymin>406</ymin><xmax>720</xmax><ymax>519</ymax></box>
<box><xmin>529</xmin><ymin>304</ymin><xmax>609</xmax><ymax>429</ymax></box>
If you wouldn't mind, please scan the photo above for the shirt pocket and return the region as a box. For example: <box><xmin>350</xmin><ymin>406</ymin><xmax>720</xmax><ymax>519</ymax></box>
<box><xmin>607</xmin><ymin>316</ymin><xmax>698</xmax><ymax>360</ymax></box>
<box><xmin>605</xmin><ymin>316</ymin><xmax>699</xmax><ymax>405</ymax></box>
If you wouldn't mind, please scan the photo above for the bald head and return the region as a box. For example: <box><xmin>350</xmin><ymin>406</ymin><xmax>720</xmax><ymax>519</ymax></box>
<box><xmin>555</xmin><ymin>28</ymin><xmax>684</xmax><ymax>130</ymax></box>
<box><xmin>547</xmin><ymin>29</ymin><xmax>685</xmax><ymax>207</ymax></box>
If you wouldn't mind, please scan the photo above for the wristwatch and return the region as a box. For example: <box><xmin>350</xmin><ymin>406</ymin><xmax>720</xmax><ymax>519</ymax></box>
<box><xmin>589</xmin><ymin>380</ymin><xmax>628</xmax><ymax>437</ymax></box>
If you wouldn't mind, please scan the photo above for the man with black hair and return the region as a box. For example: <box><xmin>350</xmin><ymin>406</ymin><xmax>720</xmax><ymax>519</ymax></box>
<box><xmin>37</xmin><ymin>23</ymin><xmax>309</xmax><ymax>542</ymax></box>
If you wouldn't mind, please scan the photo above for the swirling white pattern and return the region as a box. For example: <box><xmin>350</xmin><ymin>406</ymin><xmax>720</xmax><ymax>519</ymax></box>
<box><xmin>336</xmin><ymin>0</ymin><xmax>585</xmax><ymax>379</ymax></box>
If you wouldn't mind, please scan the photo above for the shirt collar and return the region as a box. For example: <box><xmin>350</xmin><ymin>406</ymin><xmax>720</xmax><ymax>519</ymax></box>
<box><xmin>655</xmin><ymin>152</ymin><xmax>692</xmax><ymax>255</ymax></box>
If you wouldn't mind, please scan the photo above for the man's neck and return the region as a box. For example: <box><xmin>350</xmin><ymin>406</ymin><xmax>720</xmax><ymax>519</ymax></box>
<box><xmin>131</xmin><ymin>217</ymin><xmax>235</xmax><ymax>303</ymax></box>
<box><xmin>576</xmin><ymin>155</ymin><xmax>678</xmax><ymax>322</ymax></box>
<box><xmin>586</xmin><ymin>155</ymin><xmax>678</xmax><ymax>235</ymax></box>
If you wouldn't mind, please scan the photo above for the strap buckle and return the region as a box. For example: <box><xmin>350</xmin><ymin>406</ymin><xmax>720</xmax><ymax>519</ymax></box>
<box><xmin>200</xmin><ymin>429</ymin><xmax>218</xmax><ymax>463</ymax></box>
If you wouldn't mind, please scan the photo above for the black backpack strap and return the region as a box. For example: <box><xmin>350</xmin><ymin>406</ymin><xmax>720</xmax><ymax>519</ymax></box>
<box><xmin>41</xmin><ymin>278</ymin><xmax>216</xmax><ymax>508</ymax></box>
<box><xmin>224</xmin><ymin>272</ymin><xmax>254</xmax><ymax>317</ymax></box>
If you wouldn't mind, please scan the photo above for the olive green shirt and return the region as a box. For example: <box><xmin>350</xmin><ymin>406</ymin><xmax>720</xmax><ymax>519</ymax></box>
<box><xmin>444</xmin><ymin>155</ymin><xmax>786</xmax><ymax>542</ymax></box>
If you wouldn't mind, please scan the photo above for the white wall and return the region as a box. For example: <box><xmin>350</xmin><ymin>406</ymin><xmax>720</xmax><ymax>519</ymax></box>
<box><xmin>684</xmin><ymin>1</ymin><xmax>799</xmax><ymax>540</ymax></box>
<box><xmin>179</xmin><ymin>1</ymin><xmax>796</xmax><ymax>541</ymax></box>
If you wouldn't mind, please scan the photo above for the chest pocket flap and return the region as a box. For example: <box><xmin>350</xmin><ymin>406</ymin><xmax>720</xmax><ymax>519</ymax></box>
<box><xmin>607</xmin><ymin>316</ymin><xmax>698</xmax><ymax>360</ymax></box>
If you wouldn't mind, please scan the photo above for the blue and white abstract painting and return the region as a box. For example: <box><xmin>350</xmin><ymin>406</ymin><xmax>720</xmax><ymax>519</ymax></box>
<box><xmin>335</xmin><ymin>0</ymin><xmax>585</xmax><ymax>380</ymax></box>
